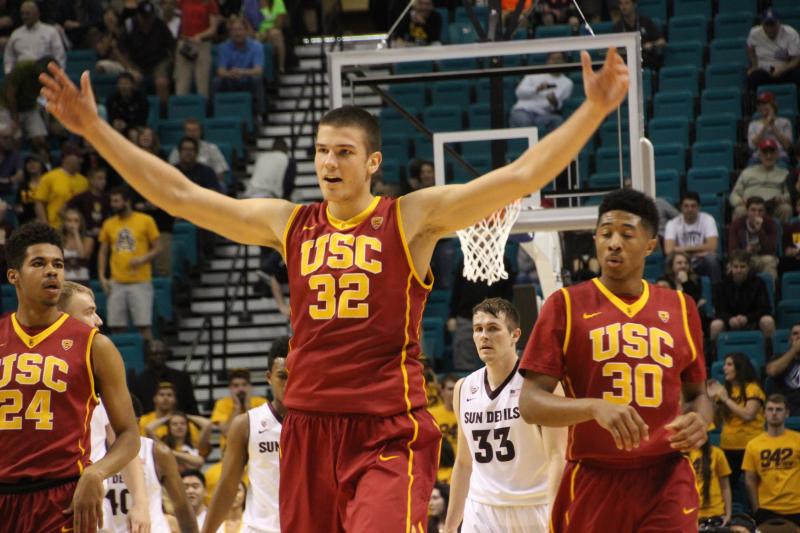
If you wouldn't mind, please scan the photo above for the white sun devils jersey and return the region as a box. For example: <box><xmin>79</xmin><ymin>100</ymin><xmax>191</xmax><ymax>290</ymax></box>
<box><xmin>245</xmin><ymin>402</ymin><xmax>282</xmax><ymax>533</ymax></box>
<box><xmin>105</xmin><ymin>437</ymin><xmax>171</xmax><ymax>533</ymax></box>
<box><xmin>460</xmin><ymin>361</ymin><xmax>549</xmax><ymax>506</ymax></box>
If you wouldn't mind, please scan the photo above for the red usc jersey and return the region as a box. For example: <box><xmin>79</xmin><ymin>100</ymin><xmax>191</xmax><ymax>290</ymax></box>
<box><xmin>283</xmin><ymin>196</ymin><xmax>431</xmax><ymax>416</ymax></box>
<box><xmin>520</xmin><ymin>278</ymin><xmax>706</xmax><ymax>466</ymax></box>
<box><xmin>0</xmin><ymin>313</ymin><xmax>98</xmax><ymax>483</ymax></box>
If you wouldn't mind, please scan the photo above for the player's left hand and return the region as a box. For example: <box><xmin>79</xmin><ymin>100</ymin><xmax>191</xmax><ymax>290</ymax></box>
<box><xmin>582</xmin><ymin>47</ymin><xmax>629</xmax><ymax>116</ymax></box>
<box><xmin>665</xmin><ymin>412</ymin><xmax>708</xmax><ymax>451</ymax></box>
<box><xmin>64</xmin><ymin>466</ymin><xmax>104</xmax><ymax>533</ymax></box>
<box><xmin>127</xmin><ymin>500</ymin><xmax>151</xmax><ymax>533</ymax></box>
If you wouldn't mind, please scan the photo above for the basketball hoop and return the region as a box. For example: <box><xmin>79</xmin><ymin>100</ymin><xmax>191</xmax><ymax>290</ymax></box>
<box><xmin>457</xmin><ymin>200</ymin><xmax>522</xmax><ymax>285</ymax></box>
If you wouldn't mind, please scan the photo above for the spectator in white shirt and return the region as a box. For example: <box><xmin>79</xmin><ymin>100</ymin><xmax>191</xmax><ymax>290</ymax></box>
<box><xmin>3</xmin><ymin>1</ymin><xmax>65</xmax><ymax>75</ymax></box>
<box><xmin>509</xmin><ymin>52</ymin><xmax>573</xmax><ymax>132</ymax></box>
<box><xmin>747</xmin><ymin>91</ymin><xmax>793</xmax><ymax>166</ymax></box>
<box><xmin>167</xmin><ymin>117</ymin><xmax>230</xmax><ymax>184</ymax></box>
<box><xmin>664</xmin><ymin>191</ymin><xmax>722</xmax><ymax>283</ymax></box>
<box><xmin>747</xmin><ymin>8</ymin><xmax>800</xmax><ymax>90</ymax></box>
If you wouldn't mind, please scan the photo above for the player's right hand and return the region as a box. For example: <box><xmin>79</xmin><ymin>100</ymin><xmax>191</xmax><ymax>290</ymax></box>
<box><xmin>39</xmin><ymin>63</ymin><xmax>100</xmax><ymax>137</ymax></box>
<box><xmin>591</xmin><ymin>400</ymin><xmax>649</xmax><ymax>451</ymax></box>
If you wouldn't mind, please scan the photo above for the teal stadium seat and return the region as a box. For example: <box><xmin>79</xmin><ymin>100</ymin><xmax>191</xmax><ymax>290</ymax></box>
<box><xmin>692</xmin><ymin>141</ymin><xmax>734</xmax><ymax>174</ymax></box>
<box><xmin>672</xmin><ymin>0</ymin><xmax>710</xmax><ymax>18</ymax></box>
<box><xmin>66</xmin><ymin>50</ymin><xmax>96</xmax><ymax>78</ymax></box>
<box><xmin>709</xmin><ymin>39</ymin><xmax>748</xmax><ymax>67</ymax></box>
<box><xmin>380</xmin><ymin>158</ymin><xmax>402</xmax><ymax>184</ymax></box>
<box><xmin>695</xmin><ymin>114</ymin><xmax>737</xmax><ymax>144</ymax></box>
<box><xmin>687</xmin><ymin>167</ymin><xmax>729</xmax><ymax>195</ymax></box>
<box><xmin>653</xmin><ymin>91</ymin><xmax>695</xmax><ymax>120</ymax></box>
<box><xmin>452</xmin><ymin>153</ymin><xmax>491</xmax><ymax>183</ymax></box>
<box><xmin>214</xmin><ymin>92</ymin><xmax>254</xmax><ymax>134</ymax></box>
<box><xmin>773</xmin><ymin>329</ymin><xmax>791</xmax><ymax>355</ymax></box>
<box><xmin>448</xmin><ymin>22</ymin><xmax>477</xmax><ymax>44</ymax></box>
<box><xmin>701</xmin><ymin>88</ymin><xmax>742</xmax><ymax>119</ymax></box>
<box><xmin>147</xmin><ymin>95</ymin><xmax>160</xmax><ymax>127</ymax></box>
<box><xmin>534</xmin><ymin>25</ymin><xmax>572</xmax><ymax>39</ymax></box>
<box><xmin>173</xmin><ymin>221</ymin><xmax>198</xmax><ymax>267</ymax></box>
<box><xmin>422</xmin><ymin>317</ymin><xmax>445</xmax><ymax>359</ymax></box>
<box><xmin>91</xmin><ymin>73</ymin><xmax>118</xmax><ymax>101</ymax></box>
<box><xmin>380</xmin><ymin>107</ymin><xmax>419</xmax><ymax>137</ymax></box>
<box><xmin>262</xmin><ymin>43</ymin><xmax>274</xmax><ymax>82</ymax></box>
<box><xmin>1</xmin><ymin>284</ymin><xmax>17</xmax><ymax>313</ymax></box>
<box><xmin>600</xmin><ymin>120</ymin><xmax>630</xmax><ymax>147</ymax></box>
<box><xmin>654</xmin><ymin>142</ymin><xmax>687</xmax><ymax>177</ymax></box>
<box><xmin>158</xmin><ymin>119</ymin><xmax>188</xmax><ymax>146</ymax></box>
<box><xmin>714</xmin><ymin>13</ymin><xmax>755</xmax><ymax>40</ymax></box>
<box><xmin>152</xmin><ymin>277</ymin><xmax>173</xmax><ymax>322</ymax></box>
<box><xmin>723</xmin><ymin>0</ymin><xmax>756</xmax><ymax>15</ymax></box>
<box><xmin>205</xmin><ymin>118</ymin><xmax>242</xmax><ymax>159</ymax></box>
<box><xmin>771</xmin><ymin>0</ymin><xmax>797</xmax><ymax>12</ymax></box>
<box><xmin>437</xmin><ymin>58</ymin><xmax>479</xmax><ymax>72</ymax></box>
<box><xmin>168</xmin><ymin>94</ymin><xmax>206</xmax><ymax>121</ymax></box>
<box><xmin>588</xmin><ymin>172</ymin><xmax>620</xmax><ymax>189</ymax></box>
<box><xmin>109</xmin><ymin>332</ymin><xmax>145</xmax><ymax>374</ymax></box>
<box><xmin>778</xmin><ymin>300</ymin><xmax>800</xmax><ymax>329</ymax></box>
<box><xmin>782</xmin><ymin>272</ymin><xmax>800</xmax><ymax>300</ymax></box>
<box><xmin>431</xmin><ymin>80</ymin><xmax>471</xmax><ymax>107</ymax></box>
<box><xmin>711</xmin><ymin>361</ymin><xmax>725</xmax><ymax>383</ymax></box>
<box><xmin>655</xmin><ymin>170</ymin><xmax>680</xmax><ymax>203</ymax></box>
<box><xmin>649</xmin><ymin>117</ymin><xmax>690</xmax><ymax>147</ymax></box>
<box><xmin>422</xmin><ymin>105</ymin><xmax>463</xmax><ymax>132</ymax></box>
<box><xmin>668</xmin><ymin>15</ymin><xmax>708</xmax><ymax>44</ymax></box>
<box><xmin>704</xmin><ymin>63</ymin><xmax>746</xmax><ymax>90</ymax></box>
<box><xmin>468</xmin><ymin>103</ymin><xmax>491</xmax><ymax>129</ymax></box>
<box><xmin>758</xmin><ymin>272</ymin><xmax>775</xmax><ymax>314</ymax></box>
<box><xmin>454</xmin><ymin>5</ymin><xmax>489</xmax><ymax>24</ymax></box>
<box><xmin>658</xmin><ymin>66</ymin><xmax>700</xmax><ymax>96</ymax></box>
<box><xmin>757</xmin><ymin>84</ymin><xmax>798</xmax><ymax>116</ymax></box>
<box><xmin>717</xmin><ymin>331</ymin><xmax>765</xmax><ymax>370</ymax></box>
<box><xmin>663</xmin><ymin>42</ymin><xmax>704</xmax><ymax>69</ymax></box>
<box><xmin>394</xmin><ymin>61</ymin><xmax>434</xmax><ymax>74</ymax></box>
<box><xmin>636</xmin><ymin>0</ymin><xmax>666</xmax><ymax>20</ymax></box>
<box><xmin>382</xmin><ymin>134</ymin><xmax>410</xmax><ymax>161</ymax></box>
<box><xmin>644</xmin><ymin>250</ymin><xmax>664</xmax><ymax>281</ymax></box>
<box><xmin>388</xmin><ymin>84</ymin><xmax>427</xmax><ymax>109</ymax></box>
<box><xmin>595</xmin><ymin>147</ymin><xmax>630</xmax><ymax>174</ymax></box>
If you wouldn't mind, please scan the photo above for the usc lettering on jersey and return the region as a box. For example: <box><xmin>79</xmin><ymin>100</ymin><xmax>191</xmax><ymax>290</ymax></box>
<box><xmin>521</xmin><ymin>279</ymin><xmax>706</xmax><ymax>466</ymax></box>
<box><xmin>0</xmin><ymin>313</ymin><xmax>98</xmax><ymax>482</ymax></box>
<box><xmin>283</xmin><ymin>197</ymin><xmax>431</xmax><ymax>416</ymax></box>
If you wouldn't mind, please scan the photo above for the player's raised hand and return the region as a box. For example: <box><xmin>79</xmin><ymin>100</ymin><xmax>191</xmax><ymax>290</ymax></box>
<box><xmin>64</xmin><ymin>465</ymin><xmax>104</xmax><ymax>533</ymax></box>
<box><xmin>39</xmin><ymin>64</ymin><xmax>99</xmax><ymax>137</ymax></box>
<box><xmin>665</xmin><ymin>412</ymin><xmax>708</xmax><ymax>451</ymax></box>
<box><xmin>592</xmin><ymin>400</ymin><xmax>649</xmax><ymax>451</ymax></box>
<box><xmin>581</xmin><ymin>47</ymin><xmax>629</xmax><ymax>116</ymax></box>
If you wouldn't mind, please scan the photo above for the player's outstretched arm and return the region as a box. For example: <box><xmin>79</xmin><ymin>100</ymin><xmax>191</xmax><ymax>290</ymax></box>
<box><xmin>520</xmin><ymin>372</ymin><xmax>649</xmax><ymax>451</ymax></box>
<box><xmin>401</xmin><ymin>48</ymin><xmax>629</xmax><ymax>238</ymax></box>
<box><xmin>202</xmin><ymin>413</ymin><xmax>249</xmax><ymax>533</ymax></box>
<box><xmin>154</xmin><ymin>441</ymin><xmax>200</xmax><ymax>533</ymax></box>
<box><xmin>68</xmin><ymin>334</ymin><xmax>141</xmax><ymax>533</ymax></box>
<box><xmin>444</xmin><ymin>379</ymin><xmax>472</xmax><ymax>533</ymax></box>
<box><xmin>39</xmin><ymin>66</ymin><xmax>295</xmax><ymax>250</ymax></box>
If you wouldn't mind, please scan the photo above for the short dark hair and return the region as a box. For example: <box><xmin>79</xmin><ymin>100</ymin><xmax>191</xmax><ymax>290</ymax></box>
<box><xmin>268</xmin><ymin>335</ymin><xmax>290</xmax><ymax>370</ymax></box>
<box><xmin>117</xmin><ymin>72</ymin><xmax>135</xmax><ymax>83</ymax></box>
<box><xmin>680</xmin><ymin>191</ymin><xmax>700</xmax><ymax>205</ymax></box>
<box><xmin>766</xmin><ymin>393</ymin><xmax>788</xmax><ymax>408</ymax></box>
<box><xmin>597</xmin><ymin>189</ymin><xmax>659</xmax><ymax>237</ymax></box>
<box><xmin>181</xmin><ymin>469</ymin><xmax>206</xmax><ymax>486</ymax></box>
<box><xmin>228</xmin><ymin>368</ymin><xmax>251</xmax><ymax>383</ymax></box>
<box><xmin>109</xmin><ymin>185</ymin><xmax>133</xmax><ymax>201</ymax></box>
<box><xmin>472</xmin><ymin>297</ymin><xmax>520</xmax><ymax>330</ymax></box>
<box><xmin>746</xmin><ymin>196</ymin><xmax>766</xmax><ymax>208</ymax></box>
<box><xmin>408</xmin><ymin>158</ymin><xmax>433</xmax><ymax>180</ymax></box>
<box><xmin>728</xmin><ymin>249</ymin><xmax>750</xmax><ymax>265</ymax></box>
<box><xmin>178</xmin><ymin>136</ymin><xmax>199</xmax><ymax>152</ymax></box>
<box><xmin>5</xmin><ymin>222</ymin><xmax>62</xmax><ymax>270</ymax></box>
<box><xmin>318</xmin><ymin>106</ymin><xmax>381</xmax><ymax>153</ymax></box>
<box><xmin>440</xmin><ymin>374</ymin><xmax>459</xmax><ymax>387</ymax></box>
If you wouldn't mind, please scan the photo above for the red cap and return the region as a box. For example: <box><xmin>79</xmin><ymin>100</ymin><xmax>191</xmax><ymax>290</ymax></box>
<box><xmin>759</xmin><ymin>138</ymin><xmax>778</xmax><ymax>151</ymax></box>
<box><xmin>757</xmin><ymin>91</ymin><xmax>775</xmax><ymax>104</ymax></box>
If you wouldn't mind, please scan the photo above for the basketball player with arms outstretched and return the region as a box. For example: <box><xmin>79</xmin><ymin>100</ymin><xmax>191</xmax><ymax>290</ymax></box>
<box><xmin>58</xmin><ymin>281</ymin><xmax>197</xmax><ymax>533</ymax></box>
<box><xmin>202</xmin><ymin>336</ymin><xmax>288</xmax><ymax>533</ymax></box>
<box><xmin>445</xmin><ymin>298</ymin><xmax>566</xmax><ymax>533</ymax></box>
<box><xmin>0</xmin><ymin>223</ymin><xmax>140</xmax><ymax>533</ymax></box>
<box><xmin>39</xmin><ymin>48</ymin><xmax>629</xmax><ymax>532</ymax></box>
<box><xmin>519</xmin><ymin>189</ymin><xmax>714</xmax><ymax>533</ymax></box>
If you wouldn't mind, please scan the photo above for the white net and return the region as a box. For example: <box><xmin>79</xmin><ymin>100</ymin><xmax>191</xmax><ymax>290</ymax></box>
<box><xmin>456</xmin><ymin>200</ymin><xmax>522</xmax><ymax>285</ymax></box>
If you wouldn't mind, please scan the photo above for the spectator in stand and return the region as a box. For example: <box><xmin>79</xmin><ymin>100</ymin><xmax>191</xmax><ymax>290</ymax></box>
<box><xmin>254</xmin><ymin>248</ymin><xmax>289</xmax><ymax>318</ymax></box>
<box><xmin>242</xmin><ymin>0</ymin><xmax>287</xmax><ymax>74</ymax></box>
<box><xmin>656</xmin><ymin>251</ymin><xmax>705</xmax><ymax>312</ymax></box>
<box><xmin>210</xmin><ymin>368</ymin><xmax>267</xmax><ymax>447</ymax></box>
<box><xmin>0</xmin><ymin>199</ymin><xmax>13</xmax><ymax>273</ymax></box>
<box><xmin>0</xmin><ymin>0</ymin><xmax>21</xmax><ymax>53</ymax></box>
<box><xmin>131</xmin><ymin>339</ymin><xmax>199</xmax><ymax>414</ymax></box>
<box><xmin>245</xmin><ymin>138</ymin><xmax>294</xmax><ymax>200</ymax></box>
<box><xmin>427</xmin><ymin>483</ymin><xmax>449</xmax><ymax>533</ymax></box>
<box><xmin>174</xmin><ymin>136</ymin><xmax>221</xmax><ymax>261</ymax></box>
<box><xmin>94</xmin><ymin>7</ymin><xmax>135</xmax><ymax>76</ymax></box>
<box><xmin>428</xmin><ymin>374</ymin><xmax>457</xmax><ymax>484</ymax></box>
<box><xmin>534</xmin><ymin>0</ymin><xmax>578</xmax><ymax>29</ymax></box>
<box><xmin>98</xmin><ymin>186</ymin><xmax>160</xmax><ymax>340</ymax></box>
<box><xmin>664</xmin><ymin>191</ymin><xmax>722</xmax><ymax>283</ymax></box>
<box><xmin>448</xmin><ymin>256</ymin><xmax>515</xmax><ymax>371</ymax></box>
<box><xmin>747</xmin><ymin>8</ymin><xmax>800</xmax><ymax>91</ymax></box>
<box><xmin>173</xmin><ymin>0</ymin><xmax>220</xmax><ymax>98</ymax></box>
<box><xmin>392</xmin><ymin>0</ymin><xmax>442</xmax><ymax>47</ymax></box>
<box><xmin>136</xmin><ymin>126</ymin><xmax>166</xmax><ymax>159</ymax></box>
<box><xmin>0</xmin><ymin>124</ymin><xmax>22</xmax><ymax>196</ymax></box>
<box><xmin>781</xmin><ymin>198</ymin><xmax>800</xmax><ymax>276</ymax></box>
<box><xmin>707</xmin><ymin>352</ymin><xmax>766</xmax><ymax>492</ymax></box>
<box><xmin>501</xmin><ymin>0</ymin><xmax>534</xmax><ymax>32</ymax></box>
<box><xmin>106</xmin><ymin>72</ymin><xmax>149</xmax><ymax>134</ymax></box>
<box><xmin>182</xmin><ymin>469</ymin><xmax>209</xmax><ymax>528</ymax></box>
<box><xmin>160</xmin><ymin>0</ymin><xmax>181</xmax><ymax>39</ymax></box>
<box><xmin>0</xmin><ymin>57</ymin><xmax>53</xmax><ymax>158</ymax></box>
<box><xmin>766</xmin><ymin>323</ymin><xmax>800</xmax><ymax>417</ymax></box>
<box><xmin>34</xmin><ymin>141</ymin><xmax>88</xmax><ymax>229</ymax></box>
<box><xmin>60</xmin><ymin>208</ymin><xmax>94</xmax><ymax>284</ymax></box>
<box><xmin>710</xmin><ymin>250</ymin><xmax>775</xmax><ymax>348</ymax></box>
<box><xmin>405</xmin><ymin>158</ymin><xmax>435</xmax><ymax>193</ymax></box>
<box><xmin>118</xmin><ymin>0</ymin><xmax>175</xmax><ymax>107</ymax></box>
<box><xmin>144</xmin><ymin>411</ymin><xmax>211</xmax><ymax>471</ymax></box>
<box><xmin>731</xmin><ymin>139</ymin><xmax>792</xmax><ymax>223</ymax></box>
<box><xmin>14</xmin><ymin>153</ymin><xmax>44</xmax><ymax>225</ymax></box>
<box><xmin>509</xmin><ymin>51</ymin><xmax>573</xmax><ymax>131</ymax></box>
<box><xmin>66</xmin><ymin>167</ymin><xmax>110</xmax><ymax>240</ymax></box>
<box><xmin>747</xmin><ymin>92</ymin><xmax>793</xmax><ymax>167</ymax></box>
<box><xmin>213</xmin><ymin>16</ymin><xmax>265</xmax><ymax>119</ymax></box>
<box><xmin>689</xmin><ymin>439</ymin><xmax>733</xmax><ymax>525</ymax></box>
<box><xmin>53</xmin><ymin>0</ymin><xmax>102</xmax><ymax>49</ymax></box>
<box><xmin>613</xmin><ymin>0</ymin><xmax>665</xmax><ymax>69</ymax></box>
<box><xmin>743</xmin><ymin>394</ymin><xmax>800</xmax><ymax>526</ymax></box>
<box><xmin>167</xmin><ymin>117</ymin><xmax>229</xmax><ymax>184</ymax></box>
<box><xmin>3</xmin><ymin>1</ymin><xmax>65</xmax><ymax>75</ymax></box>
<box><xmin>728</xmin><ymin>196</ymin><xmax>780</xmax><ymax>280</ymax></box>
